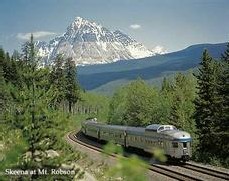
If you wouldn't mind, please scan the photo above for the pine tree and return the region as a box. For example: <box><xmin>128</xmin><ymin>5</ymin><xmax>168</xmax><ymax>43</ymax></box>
<box><xmin>219</xmin><ymin>43</ymin><xmax>229</xmax><ymax>125</ymax></box>
<box><xmin>215</xmin><ymin>43</ymin><xmax>229</xmax><ymax>161</ymax></box>
<box><xmin>194</xmin><ymin>49</ymin><xmax>220</xmax><ymax>155</ymax></box>
<box><xmin>2</xmin><ymin>50</ymin><xmax>11</xmax><ymax>83</ymax></box>
<box><xmin>49</xmin><ymin>54</ymin><xmax>65</xmax><ymax>108</ymax></box>
<box><xmin>169</xmin><ymin>73</ymin><xmax>185</xmax><ymax>129</ymax></box>
<box><xmin>11</xmin><ymin>35</ymin><xmax>60</xmax><ymax>179</ymax></box>
<box><xmin>63</xmin><ymin>57</ymin><xmax>80</xmax><ymax>113</ymax></box>
<box><xmin>21</xmin><ymin>41</ymin><xmax>30</xmax><ymax>63</ymax></box>
<box><xmin>169</xmin><ymin>73</ymin><xmax>196</xmax><ymax>134</ymax></box>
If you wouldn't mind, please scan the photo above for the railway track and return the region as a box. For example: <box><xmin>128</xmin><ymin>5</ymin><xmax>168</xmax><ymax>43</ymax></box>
<box><xmin>182</xmin><ymin>162</ymin><xmax>229</xmax><ymax>180</ymax></box>
<box><xmin>67</xmin><ymin>131</ymin><xmax>229</xmax><ymax>181</ymax></box>
<box><xmin>148</xmin><ymin>164</ymin><xmax>204</xmax><ymax>181</ymax></box>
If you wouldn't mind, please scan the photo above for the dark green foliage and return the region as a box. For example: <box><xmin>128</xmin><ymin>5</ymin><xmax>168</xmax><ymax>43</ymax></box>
<box><xmin>49</xmin><ymin>54</ymin><xmax>66</xmax><ymax>107</ymax></box>
<box><xmin>0</xmin><ymin>48</ymin><xmax>8</xmax><ymax>122</ymax></box>
<box><xmin>1</xmin><ymin>37</ymin><xmax>99</xmax><ymax>180</ymax></box>
<box><xmin>3</xmin><ymin>35</ymin><xmax>62</xmax><ymax>179</ymax></box>
<box><xmin>169</xmin><ymin>73</ymin><xmax>196</xmax><ymax>134</ymax></box>
<box><xmin>218</xmin><ymin>42</ymin><xmax>229</xmax><ymax>126</ymax></box>
<box><xmin>0</xmin><ymin>48</ymin><xmax>17</xmax><ymax>125</ymax></box>
<box><xmin>1</xmin><ymin>49</ymin><xmax>21</xmax><ymax>86</ymax></box>
<box><xmin>108</xmin><ymin>79</ymin><xmax>157</xmax><ymax>126</ymax></box>
<box><xmin>123</xmin><ymin>79</ymin><xmax>156</xmax><ymax>126</ymax></box>
<box><xmin>49</xmin><ymin>55</ymin><xmax>81</xmax><ymax>113</ymax></box>
<box><xmin>194</xmin><ymin>49</ymin><xmax>228</xmax><ymax>165</ymax></box>
<box><xmin>161</xmin><ymin>77</ymin><xmax>171</xmax><ymax>92</ymax></box>
<box><xmin>194</xmin><ymin>50</ymin><xmax>218</xmax><ymax>153</ymax></box>
<box><xmin>79</xmin><ymin>92</ymin><xmax>109</xmax><ymax>120</ymax></box>
<box><xmin>214</xmin><ymin>43</ymin><xmax>229</xmax><ymax>164</ymax></box>
<box><xmin>12</xmin><ymin>36</ymin><xmax>47</xmax><ymax>162</ymax></box>
<box><xmin>109</xmin><ymin>74</ymin><xmax>197</xmax><ymax>131</ymax></box>
<box><xmin>108</xmin><ymin>87</ymin><xmax>128</xmax><ymax>125</ymax></box>
<box><xmin>63</xmin><ymin>57</ymin><xmax>80</xmax><ymax>113</ymax></box>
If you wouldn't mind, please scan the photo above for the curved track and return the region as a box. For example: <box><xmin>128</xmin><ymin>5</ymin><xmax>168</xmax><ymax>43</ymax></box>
<box><xmin>67</xmin><ymin>131</ymin><xmax>229</xmax><ymax>181</ymax></box>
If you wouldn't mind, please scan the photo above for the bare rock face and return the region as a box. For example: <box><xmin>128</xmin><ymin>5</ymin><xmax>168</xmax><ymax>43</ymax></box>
<box><xmin>36</xmin><ymin>17</ymin><xmax>158</xmax><ymax>66</ymax></box>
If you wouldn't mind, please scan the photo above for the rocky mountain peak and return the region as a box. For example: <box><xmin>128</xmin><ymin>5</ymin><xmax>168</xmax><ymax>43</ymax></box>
<box><xmin>36</xmin><ymin>17</ymin><xmax>160</xmax><ymax>66</ymax></box>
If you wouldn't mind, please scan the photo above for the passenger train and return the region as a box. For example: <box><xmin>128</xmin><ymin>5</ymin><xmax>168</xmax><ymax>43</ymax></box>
<box><xmin>81</xmin><ymin>119</ymin><xmax>192</xmax><ymax>162</ymax></box>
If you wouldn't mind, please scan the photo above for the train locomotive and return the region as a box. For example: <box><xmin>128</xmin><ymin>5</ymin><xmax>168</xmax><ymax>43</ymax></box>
<box><xmin>81</xmin><ymin>119</ymin><xmax>192</xmax><ymax>161</ymax></box>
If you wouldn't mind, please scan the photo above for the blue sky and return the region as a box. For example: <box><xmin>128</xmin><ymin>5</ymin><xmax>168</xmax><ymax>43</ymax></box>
<box><xmin>0</xmin><ymin>0</ymin><xmax>228</xmax><ymax>53</ymax></box>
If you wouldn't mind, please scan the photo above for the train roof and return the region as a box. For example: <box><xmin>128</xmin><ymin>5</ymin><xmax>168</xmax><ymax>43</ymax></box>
<box><xmin>100</xmin><ymin>124</ymin><xmax>128</xmax><ymax>130</ymax></box>
<box><xmin>126</xmin><ymin>127</ymin><xmax>145</xmax><ymax>136</ymax></box>
<box><xmin>84</xmin><ymin>120</ymin><xmax>177</xmax><ymax>134</ymax></box>
<box><xmin>99</xmin><ymin>124</ymin><xmax>145</xmax><ymax>134</ymax></box>
<box><xmin>146</xmin><ymin>124</ymin><xmax>161</xmax><ymax>131</ymax></box>
<box><xmin>146</xmin><ymin>124</ymin><xmax>177</xmax><ymax>132</ymax></box>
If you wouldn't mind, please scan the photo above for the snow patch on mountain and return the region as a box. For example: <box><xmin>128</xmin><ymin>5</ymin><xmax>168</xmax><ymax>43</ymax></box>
<box><xmin>36</xmin><ymin>17</ymin><xmax>164</xmax><ymax>66</ymax></box>
<box><xmin>151</xmin><ymin>45</ymin><xmax>167</xmax><ymax>55</ymax></box>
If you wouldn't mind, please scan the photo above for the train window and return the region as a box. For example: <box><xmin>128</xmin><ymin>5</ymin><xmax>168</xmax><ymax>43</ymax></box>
<box><xmin>183</xmin><ymin>142</ymin><xmax>187</xmax><ymax>148</ymax></box>
<box><xmin>158</xmin><ymin>126</ymin><xmax>164</xmax><ymax>132</ymax></box>
<box><xmin>172</xmin><ymin>142</ymin><xmax>178</xmax><ymax>148</ymax></box>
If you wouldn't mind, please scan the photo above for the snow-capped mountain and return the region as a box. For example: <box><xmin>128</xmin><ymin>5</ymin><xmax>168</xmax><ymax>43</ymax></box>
<box><xmin>36</xmin><ymin>17</ymin><xmax>160</xmax><ymax>66</ymax></box>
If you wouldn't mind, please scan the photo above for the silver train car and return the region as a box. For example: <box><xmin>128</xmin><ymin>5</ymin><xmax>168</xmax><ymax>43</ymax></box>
<box><xmin>81</xmin><ymin>119</ymin><xmax>192</xmax><ymax>161</ymax></box>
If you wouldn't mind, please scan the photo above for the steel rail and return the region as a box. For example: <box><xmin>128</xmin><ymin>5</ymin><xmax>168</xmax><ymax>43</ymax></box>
<box><xmin>183</xmin><ymin>162</ymin><xmax>229</xmax><ymax>180</ymax></box>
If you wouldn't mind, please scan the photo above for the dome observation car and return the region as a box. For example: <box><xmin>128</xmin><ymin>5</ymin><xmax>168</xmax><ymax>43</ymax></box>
<box><xmin>146</xmin><ymin>124</ymin><xmax>177</xmax><ymax>132</ymax></box>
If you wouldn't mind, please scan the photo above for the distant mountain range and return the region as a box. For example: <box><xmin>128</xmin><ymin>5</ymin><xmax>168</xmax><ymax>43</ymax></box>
<box><xmin>77</xmin><ymin>42</ymin><xmax>227</xmax><ymax>94</ymax></box>
<box><xmin>36</xmin><ymin>17</ymin><xmax>165</xmax><ymax>66</ymax></box>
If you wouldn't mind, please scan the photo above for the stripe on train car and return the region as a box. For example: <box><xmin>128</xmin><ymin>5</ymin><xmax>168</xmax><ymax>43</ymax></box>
<box><xmin>173</xmin><ymin>138</ymin><xmax>192</xmax><ymax>142</ymax></box>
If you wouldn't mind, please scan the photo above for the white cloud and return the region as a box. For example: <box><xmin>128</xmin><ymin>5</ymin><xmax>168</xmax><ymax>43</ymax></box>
<box><xmin>16</xmin><ymin>31</ymin><xmax>56</xmax><ymax>40</ymax></box>
<box><xmin>129</xmin><ymin>24</ymin><xmax>141</xmax><ymax>30</ymax></box>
